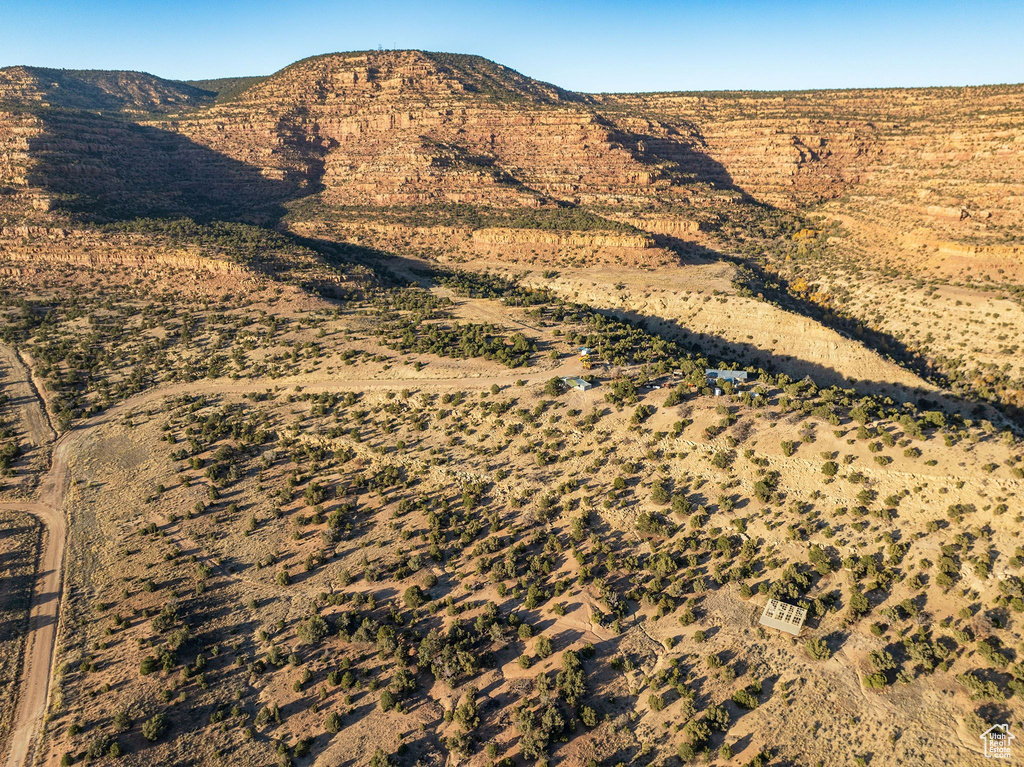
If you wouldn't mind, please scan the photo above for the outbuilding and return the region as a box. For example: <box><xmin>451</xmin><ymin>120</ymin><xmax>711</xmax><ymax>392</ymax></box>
<box><xmin>705</xmin><ymin>369</ymin><xmax>749</xmax><ymax>384</ymax></box>
<box><xmin>759</xmin><ymin>598</ymin><xmax>808</xmax><ymax>635</ymax></box>
<box><xmin>561</xmin><ymin>376</ymin><xmax>593</xmax><ymax>392</ymax></box>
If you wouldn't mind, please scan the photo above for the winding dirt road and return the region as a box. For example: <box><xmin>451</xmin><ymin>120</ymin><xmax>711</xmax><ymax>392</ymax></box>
<box><xmin>1</xmin><ymin>449</ymin><xmax>68</xmax><ymax>767</ymax></box>
<box><xmin>0</xmin><ymin>352</ymin><xmax>581</xmax><ymax>766</ymax></box>
<box><xmin>1</xmin><ymin>345</ymin><xmax>62</xmax><ymax>767</ymax></box>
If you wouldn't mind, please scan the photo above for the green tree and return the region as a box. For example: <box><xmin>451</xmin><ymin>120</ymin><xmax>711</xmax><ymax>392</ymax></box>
<box><xmin>141</xmin><ymin>713</ymin><xmax>169</xmax><ymax>741</ymax></box>
<box><xmin>403</xmin><ymin>585</ymin><xmax>425</xmax><ymax>609</ymax></box>
<box><xmin>325</xmin><ymin>711</ymin><xmax>342</xmax><ymax>733</ymax></box>
<box><xmin>535</xmin><ymin>635</ymin><xmax>553</xmax><ymax>658</ymax></box>
<box><xmin>297</xmin><ymin>614</ymin><xmax>329</xmax><ymax>645</ymax></box>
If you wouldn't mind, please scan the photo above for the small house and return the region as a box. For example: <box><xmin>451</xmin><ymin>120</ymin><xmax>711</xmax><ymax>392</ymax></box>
<box><xmin>561</xmin><ymin>376</ymin><xmax>593</xmax><ymax>392</ymax></box>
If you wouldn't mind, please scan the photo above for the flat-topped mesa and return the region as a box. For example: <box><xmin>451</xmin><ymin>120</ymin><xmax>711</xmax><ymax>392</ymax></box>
<box><xmin>228</xmin><ymin>50</ymin><xmax>584</xmax><ymax>108</ymax></box>
<box><xmin>155</xmin><ymin>51</ymin><xmax>714</xmax><ymax>219</ymax></box>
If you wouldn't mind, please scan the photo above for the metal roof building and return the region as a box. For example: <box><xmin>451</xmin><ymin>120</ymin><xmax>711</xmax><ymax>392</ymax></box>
<box><xmin>759</xmin><ymin>599</ymin><xmax>808</xmax><ymax>635</ymax></box>
<box><xmin>705</xmin><ymin>369</ymin><xmax>749</xmax><ymax>383</ymax></box>
<box><xmin>561</xmin><ymin>376</ymin><xmax>593</xmax><ymax>391</ymax></box>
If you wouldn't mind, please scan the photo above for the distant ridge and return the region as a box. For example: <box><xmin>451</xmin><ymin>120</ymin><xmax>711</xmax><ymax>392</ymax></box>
<box><xmin>183</xmin><ymin>75</ymin><xmax>269</xmax><ymax>103</ymax></box>
<box><xmin>0</xmin><ymin>65</ymin><xmax>213</xmax><ymax>113</ymax></box>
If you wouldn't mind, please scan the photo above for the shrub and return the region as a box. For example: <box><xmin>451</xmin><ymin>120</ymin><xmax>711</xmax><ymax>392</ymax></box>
<box><xmin>402</xmin><ymin>585</ymin><xmax>426</xmax><ymax>609</ymax></box>
<box><xmin>957</xmin><ymin>670</ymin><xmax>1003</xmax><ymax>700</ymax></box>
<box><xmin>556</xmin><ymin>650</ymin><xmax>586</xmax><ymax>706</ymax></box>
<box><xmin>297</xmin><ymin>614</ymin><xmax>329</xmax><ymax>645</ymax></box>
<box><xmin>731</xmin><ymin>687</ymin><xmax>759</xmax><ymax>710</ymax></box>
<box><xmin>632</xmin><ymin>404</ymin><xmax>655</xmax><ymax>424</ymax></box>
<box><xmin>454</xmin><ymin>687</ymin><xmax>480</xmax><ymax>731</ymax></box>
<box><xmin>141</xmin><ymin>713</ymin><xmax>169</xmax><ymax>741</ymax></box>
<box><xmin>326</xmin><ymin>711</ymin><xmax>342</xmax><ymax>733</ymax></box>
<box><xmin>848</xmin><ymin>589</ymin><xmax>869</xmax><ymax>618</ymax></box>
<box><xmin>805</xmin><ymin>637</ymin><xmax>832</xmax><ymax>660</ymax></box>
<box><xmin>650</xmin><ymin>481</ymin><xmax>670</xmax><ymax>505</ymax></box>
<box><xmin>580</xmin><ymin>706</ymin><xmax>598</xmax><ymax>727</ymax></box>
<box><xmin>536</xmin><ymin>635</ymin><xmax>553</xmax><ymax>658</ymax></box>
<box><xmin>86</xmin><ymin>735</ymin><xmax>111</xmax><ymax>760</ymax></box>
<box><xmin>863</xmin><ymin>672</ymin><xmax>887</xmax><ymax>690</ymax></box>
<box><xmin>112</xmin><ymin>710</ymin><xmax>131</xmax><ymax>732</ymax></box>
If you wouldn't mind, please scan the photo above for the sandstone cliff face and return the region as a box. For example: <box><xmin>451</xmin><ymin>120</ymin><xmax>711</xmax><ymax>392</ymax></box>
<box><xmin>1</xmin><ymin>50</ymin><xmax>1021</xmax><ymax>261</ymax></box>
<box><xmin>602</xmin><ymin>86</ymin><xmax>1024</xmax><ymax>250</ymax></box>
<box><xmin>470</xmin><ymin>227</ymin><xmax>653</xmax><ymax>249</ymax></box>
<box><xmin>0</xmin><ymin>109</ymin><xmax>47</xmax><ymax>221</ymax></box>
<box><xmin>290</xmin><ymin>218</ymin><xmax>675</xmax><ymax>268</ymax></box>
<box><xmin>154</xmin><ymin>51</ymin><xmax>722</xmax><ymax>217</ymax></box>
<box><xmin>0</xmin><ymin>107</ymin><xmax>301</xmax><ymax>224</ymax></box>
<box><xmin>147</xmin><ymin>52</ymin><xmax>1024</xmax><ymax>260</ymax></box>
<box><xmin>599</xmin><ymin>92</ymin><xmax>882</xmax><ymax>208</ymax></box>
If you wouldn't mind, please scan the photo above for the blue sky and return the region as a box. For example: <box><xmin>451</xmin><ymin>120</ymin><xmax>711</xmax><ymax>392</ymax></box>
<box><xmin>2</xmin><ymin>0</ymin><xmax>1022</xmax><ymax>91</ymax></box>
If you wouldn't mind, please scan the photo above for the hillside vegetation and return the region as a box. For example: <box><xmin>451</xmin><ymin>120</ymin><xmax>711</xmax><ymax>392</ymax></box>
<box><xmin>0</xmin><ymin>49</ymin><xmax>1021</xmax><ymax>767</ymax></box>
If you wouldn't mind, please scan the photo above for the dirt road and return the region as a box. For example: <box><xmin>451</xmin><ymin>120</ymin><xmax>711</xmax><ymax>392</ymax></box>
<box><xmin>0</xmin><ymin>342</ymin><xmax>61</xmax><ymax>766</ymax></box>
<box><xmin>0</xmin><ymin>345</ymin><xmax>55</xmax><ymax>450</ymax></box>
<box><xmin>0</xmin><ymin>446</ymin><xmax>67</xmax><ymax>767</ymax></box>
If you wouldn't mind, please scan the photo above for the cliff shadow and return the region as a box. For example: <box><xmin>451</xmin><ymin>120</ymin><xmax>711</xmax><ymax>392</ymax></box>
<box><xmin>595</xmin><ymin>111</ymin><xmax>751</xmax><ymax>198</ymax></box>
<box><xmin>28</xmin><ymin>109</ymin><xmax>317</xmax><ymax>226</ymax></box>
<box><xmin>655</xmin><ymin>236</ymin><xmax>1020</xmax><ymax>430</ymax></box>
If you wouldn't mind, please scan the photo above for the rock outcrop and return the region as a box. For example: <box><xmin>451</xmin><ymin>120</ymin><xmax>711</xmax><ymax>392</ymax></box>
<box><xmin>602</xmin><ymin>85</ymin><xmax>1024</xmax><ymax>249</ymax></box>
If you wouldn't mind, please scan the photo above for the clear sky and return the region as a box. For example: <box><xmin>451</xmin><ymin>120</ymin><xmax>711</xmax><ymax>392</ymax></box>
<box><xmin>2</xmin><ymin>0</ymin><xmax>1022</xmax><ymax>92</ymax></box>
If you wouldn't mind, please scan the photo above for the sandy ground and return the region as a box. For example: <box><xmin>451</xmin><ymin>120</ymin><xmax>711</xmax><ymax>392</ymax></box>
<box><xmin>432</xmin><ymin>257</ymin><xmax>963</xmax><ymax>411</ymax></box>
<box><xmin>1</xmin><ymin>277</ymin><xmax>1021</xmax><ymax>767</ymax></box>
<box><xmin>49</xmin><ymin>358</ymin><xmax>1020</xmax><ymax>767</ymax></box>
<box><xmin>0</xmin><ymin>490</ymin><xmax>66</xmax><ymax>767</ymax></box>
<box><xmin>0</xmin><ymin>338</ymin><xmax>588</xmax><ymax>767</ymax></box>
